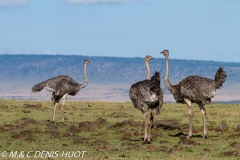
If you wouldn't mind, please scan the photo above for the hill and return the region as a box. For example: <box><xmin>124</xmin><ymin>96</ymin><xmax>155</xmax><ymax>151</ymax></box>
<box><xmin>0</xmin><ymin>54</ymin><xmax>239</xmax><ymax>102</ymax></box>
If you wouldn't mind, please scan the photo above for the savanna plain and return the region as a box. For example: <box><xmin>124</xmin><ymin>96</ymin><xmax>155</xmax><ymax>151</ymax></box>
<box><xmin>0</xmin><ymin>99</ymin><xmax>240</xmax><ymax>160</ymax></box>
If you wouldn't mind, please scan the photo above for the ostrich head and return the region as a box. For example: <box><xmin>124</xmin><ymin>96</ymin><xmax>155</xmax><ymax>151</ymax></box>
<box><xmin>84</xmin><ymin>60</ymin><xmax>91</xmax><ymax>64</ymax></box>
<box><xmin>145</xmin><ymin>55</ymin><xmax>154</xmax><ymax>62</ymax></box>
<box><xmin>160</xmin><ymin>50</ymin><xmax>169</xmax><ymax>57</ymax></box>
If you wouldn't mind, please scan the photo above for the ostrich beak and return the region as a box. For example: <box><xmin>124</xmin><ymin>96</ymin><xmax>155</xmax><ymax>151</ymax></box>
<box><xmin>160</xmin><ymin>51</ymin><xmax>164</xmax><ymax>54</ymax></box>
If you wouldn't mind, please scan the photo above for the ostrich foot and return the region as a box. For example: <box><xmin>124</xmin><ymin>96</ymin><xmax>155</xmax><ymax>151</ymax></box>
<box><xmin>142</xmin><ymin>140</ymin><xmax>151</xmax><ymax>144</ymax></box>
<box><xmin>142</xmin><ymin>137</ymin><xmax>151</xmax><ymax>144</ymax></box>
<box><xmin>186</xmin><ymin>135</ymin><xmax>192</xmax><ymax>139</ymax></box>
<box><xmin>203</xmin><ymin>135</ymin><xmax>208</xmax><ymax>139</ymax></box>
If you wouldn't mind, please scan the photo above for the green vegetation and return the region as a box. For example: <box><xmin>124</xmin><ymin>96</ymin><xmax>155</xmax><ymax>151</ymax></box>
<box><xmin>0</xmin><ymin>99</ymin><xmax>239</xmax><ymax>159</ymax></box>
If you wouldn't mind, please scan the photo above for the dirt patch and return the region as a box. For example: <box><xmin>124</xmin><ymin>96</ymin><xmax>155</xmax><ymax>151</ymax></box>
<box><xmin>2</xmin><ymin>124</ymin><xmax>15</xmax><ymax>131</ymax></box>
<box><xmin>215</xmin><ymin>124</ymin><xmax>228</xmax><ymax>132</ymax></box>
<box><xmin>73</xmin><ymin>138</ymin><xmax>89</xmax><ymax>144</ymax></box>
<box><xmin>111</xmin><ymin>119</ymin><xmax>141</xmax><ymax>129</ymax></box>
<box><xmin>148</xmin><ymin>144</ymin><xmax>157</xmax><ymax>151</ymax></box>
<box><xmin>45</xmin><ymin>130</ymin><xmax>60</xmax><ymax>139</ymax></box>
<box><xmin>91</xmin><ymin>140</ymin><xmax>109</xmax><ymax>146</ymax></box>
<box><xmin>178</xmin><ymin>135</ymin><xmax>197</xmax><ymax>146</ymax></box>
<box><xmin>96</xmin><ymin>144</ymin><xmax>107</xmax><ymax>151</ymax></box>
<box><xmin>24</xmin><ymin>103</ymin><xmax>42</xmax><ymax>109</ymax></box>
<box><xmin>63</xmin><ymin>133</ymin><xmax>77</xmax><ymax>140</ymax></box>
<box><xmin>78</xmin><ymin>118</ymin><xmax>111</xmax><ymax>131</ymax></box>
<box><xmin>202</xmin><ymin>148</ymin><xmax>211</xmax><ymax>152</ymax></box>
<box><xmin>127</xmin><ymin>144</ymin><xmax>140</xmax><ymax>150</ymax></box>
<box><xmin>221</xmin><ymin>150</ymin><xmax>239</xmax><ymax>157</ymax></box>
<box><xmin>21</xmin><ymin>129</ymin><xmax>34</xmax><ymax>136</ymax></box>
<box><xmin>230</xmin><ymin>142</ymin><xmax>240</xmax><ymax>150</ymax></box>
<box><xmin>70</xmin><ymin>125</ymin><xmax>80</xmax><ymax>133</ymax></box>
<box><xmin>121</xmin><ymin>132</ymin><xmax>132</xmax><ymax>141</ymax></box>
<box><xmin>159</xmin><ymin>145</ymin><xmax>168</xmax><ymax>152</ymax></box>
<box><xmin>0</xmin><ymin>127</ymin><xmax>7</xmax><ymax>132</ymax></box>
<box><xmin>228</xmin><ymin>133</ymin><xmax>240</xmax><ymax>138</ymax></box>
<box><xmin>235</xmin><ymin>124</ymin><xmax>240</xmax><ymax>132</ymax></box>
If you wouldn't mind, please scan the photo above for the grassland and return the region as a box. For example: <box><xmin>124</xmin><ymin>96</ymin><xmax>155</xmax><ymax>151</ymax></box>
<box><xmin>0</xmin><ymin>99</ymin><xmax>240</xmax><ymax>160</ymax></box>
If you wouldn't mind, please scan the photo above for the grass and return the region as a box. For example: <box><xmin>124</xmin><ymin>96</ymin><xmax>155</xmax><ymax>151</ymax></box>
<box><xmin>0</xmin><ymin>99</ymin><xmax>240</xmax><ymax>159</ymax></box>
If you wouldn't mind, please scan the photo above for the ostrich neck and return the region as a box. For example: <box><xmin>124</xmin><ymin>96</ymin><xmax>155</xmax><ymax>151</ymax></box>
<box><xmin>145</xmin><ymin>60</ymin><xmax>150</xmax><ymax>80</ymax></box>
<box><xmin>79</xmin><ymin>63</ymin><xmax>88</xmax><ymax>89</ymax></box>
<box><xmin>164</xmin><ymin>55</ymin><xmax>174</xmax><ymax>92</ymax></box>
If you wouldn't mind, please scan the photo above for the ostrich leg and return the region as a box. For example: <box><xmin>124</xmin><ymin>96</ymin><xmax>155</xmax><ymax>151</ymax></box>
<box><xmin>198</xmin><ymin>102</ymin><xmax>208</xmax><ymax>138</ymax></box>
<box><xmin>184</xmin><ymin>98</ymin><xmax>194</xmax><ymax>139</ymax></box>
<box><xmin>148</xmin><ymin>110</ymin><xmax>155</xmax><ymax>143</ymax></box>
<box><xmin>61</xmin><ymin>93</ymin><xmax>68</xmax><ymax>124</ymax></box>
<box><xmin>140</xmin><ymin>101</ymin><xmax>150</xmax><ymax>144</ymax></box>
<box><xmin>143</xmin><ymin>112</ymin><xmax>149</xmax><ymax>144</ymax></box>
<box><xmin>52</xmin><ymin>102</ymin><xmax>58</xmax><ymax>123</ymax></box>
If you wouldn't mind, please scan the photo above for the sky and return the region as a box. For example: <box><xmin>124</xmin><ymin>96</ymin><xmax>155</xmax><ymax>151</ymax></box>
<box><xmin>0</xmin><ymin>0</ymin><xmax>240</xmax><ymax>62</ymax></box>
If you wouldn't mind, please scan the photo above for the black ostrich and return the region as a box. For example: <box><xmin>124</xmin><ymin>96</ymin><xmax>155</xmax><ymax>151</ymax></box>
<box><xmin>32</xmin><ymin>60</ymin><xmax>90</xmax><ymax>124</ymax></box>
<box><xmin>161</xmin><ymin>50</ymin><xmax>226</xmax><ymax>139</ymax></box>
<box><xmin>129</xmin><ymin>55</ymin><xmax>163</xmax><ymax>144</ymax></box>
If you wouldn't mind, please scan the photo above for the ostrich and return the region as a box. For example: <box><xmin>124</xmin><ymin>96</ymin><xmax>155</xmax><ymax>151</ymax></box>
<box><xmin>161</xmin><ymin>50</ymin><xmax>226</xmax><ymax>139</ymax></box>
<box><xmin>129</xmin><ymin>56</ymin><xmax>163</xmax><ymax>144</ymax></box>
<box><xmin>32</xmin><ymin>59</ymin><xmax>90</xmax><ymax>124</ymax></box>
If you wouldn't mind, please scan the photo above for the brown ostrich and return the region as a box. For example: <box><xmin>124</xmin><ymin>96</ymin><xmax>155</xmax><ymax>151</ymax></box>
<box><xmin>161</xmin><ymin>50</ymin><xmax>226</xmax><ymax>139</ymax></box>
<box><xmin>32</xmin><ymin>60</ymin><xmax>90</xmax><ymax>124</ymax></box>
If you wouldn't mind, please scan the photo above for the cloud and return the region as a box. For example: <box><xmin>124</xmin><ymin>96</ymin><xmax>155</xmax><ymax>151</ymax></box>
<box><xmin>64</xmin><ymin>0</ymin><xmax>138</xmax><ymax>5</ymax></box>
<box><xmin>0</xmin><ymin>0</ymin><xmax>27</xmax><ymax>8</ymax></box>
<box><xmin>41</xmin><ymin>50</ymin><xmax>56</xmax><ymax>55</ymax></box>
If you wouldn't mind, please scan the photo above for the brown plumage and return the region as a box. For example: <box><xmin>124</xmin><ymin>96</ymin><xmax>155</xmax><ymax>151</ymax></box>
<box><xmin>32</xmin><ymin>60</ymin><xmax>90</xmax><ymax>124</ymax></box>
<box><xmin>129</xmin><ymin>56</ymin><xmax>163</xmax><ymax>144</ymax></box>
<box><xmin>161</xmin><ymin>50</ymin><xmax>226</xmax><ymax>139</ymax></box>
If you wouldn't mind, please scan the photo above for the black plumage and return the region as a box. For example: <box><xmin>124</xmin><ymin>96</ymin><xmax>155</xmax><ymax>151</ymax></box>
<box><xmin>161</xmin><ymin>50</ymin><xmax>226</xmax><ymax>139</ymax></box>
<box><xmin>129</xmin><ymin>55</ymin><xmax>163</xmax><ymax>144</ymax></box>
<box><xmin>32</xmin><ymin>60</ymin><xmax>90</xmax><ymax>124</ymax></box>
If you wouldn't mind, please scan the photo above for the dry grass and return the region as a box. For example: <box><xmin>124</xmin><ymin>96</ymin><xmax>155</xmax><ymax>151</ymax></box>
<box><xmin>0</xmin><ymin>99</ymin><xmax>240</xmax><ymax>160</ymax></box>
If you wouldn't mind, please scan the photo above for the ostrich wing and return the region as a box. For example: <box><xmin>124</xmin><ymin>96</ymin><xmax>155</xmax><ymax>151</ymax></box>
<box><xmin>45</xmin><ymin>76</ymin><xmax>68</xmax><ymax>91</ymax></box>
<box><xmin>130</xmin><ymin>80</ymin><xmax>156</xmax><ymax>104</ymax></box>
<box><xmin>179</xmin><ymin>76</ymin><xmax>216</xmax><ymax>102</ymax></box>
<box><xmin>55</xmin><ymin>78</ymin><xmax>80</xmax><ymax>96</ymax></box>
<box><xmin>45</xmin><ymin>76</ymin><xmax>79</xmax><ymax>95</ymax></box>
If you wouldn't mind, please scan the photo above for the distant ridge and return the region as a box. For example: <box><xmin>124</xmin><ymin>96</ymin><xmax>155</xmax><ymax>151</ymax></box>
<box><xmin>0</xmin><ymin>54</ymin><xmax>239</xmax><ymax>102</ymax></box>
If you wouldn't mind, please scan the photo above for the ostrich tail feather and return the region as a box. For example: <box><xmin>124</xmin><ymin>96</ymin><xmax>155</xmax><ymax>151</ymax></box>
<box><xmin>150</xmin><ymin>71</ymin><xmax>162</xmax><ymax>114</ymax></box>
<box><xmin>150</xmin><ymin>71</ymin><xmax>160</xmax><ymax>92</ymax></box>
<box><xmin>32</xmin><ymin>81</ymin><xmax>46</xmax><ymax>92</ymax></box>
<box><xmin>215</xmin><ymin>67</ymin><xmax>226</xmax><ymax>89</ymax></box>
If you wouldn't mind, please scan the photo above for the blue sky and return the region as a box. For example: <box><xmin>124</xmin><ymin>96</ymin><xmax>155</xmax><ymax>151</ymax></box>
<box><xmin>0</xmin><ymin>0</ymin><xmax>239</xmax><ymax>62</ymax></box>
